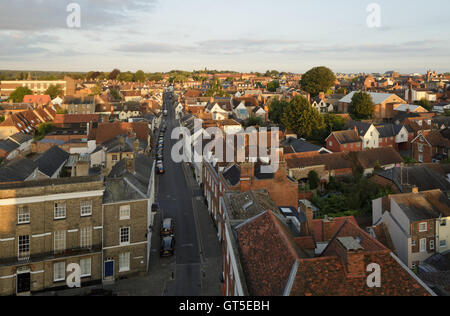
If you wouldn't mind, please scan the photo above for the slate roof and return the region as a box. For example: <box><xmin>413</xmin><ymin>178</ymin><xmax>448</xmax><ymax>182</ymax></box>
<box><xmin>225</xmin><ymin>190</ymin><xmax>279</xmax><ymax>220</ymax></box>
<box><xmin>0</xmin><ymin>158</ymin><xmax>38</xmax><ymax>182</ymax></box>
<box><xmin>8</xmin><ymin>132</ymin><xmax>33</xmax><ymax>145</ymax></box>
<box><xmin>345</xmin><ymin>120</ymin><xmax>373</xmax><ymax>136</ymax></box>
<box><xmin>0</xmin><ymin>139</ymin><xmax>19</xmax><ymax>153</ymax></box>
<box><xmin>340</xmin><ymin>91</ymin><xmax>399</xmax><ymax>104</ymax></box>
<box><xmin>34</xmin><ymin>146</ymin><xmax>70</xmax><ymax>177</ymax></box>
<box><xmin>222</xmin><ymin>164</ymin><xmax>241</xmax><ymax>186</ymax></box>
<box><xmin>376</xmin><ymin>166</ymin><xmax>450</xmax><ymax>193</ymax></box>
<box><xmin>281</xmin><ymin>138</ymin><xmax>322</xmax><ymax>152</ymax></box>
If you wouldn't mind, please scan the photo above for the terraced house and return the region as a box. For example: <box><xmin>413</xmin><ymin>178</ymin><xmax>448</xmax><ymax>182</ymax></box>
<box><xmin>0</xmin><ymin>177</ymin><xmax>104</xmax><ymax>296</ymax></box>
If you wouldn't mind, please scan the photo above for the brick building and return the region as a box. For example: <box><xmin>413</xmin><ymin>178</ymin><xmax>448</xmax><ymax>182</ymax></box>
<box><xmin>0</xmin><ymin>177</ymin><xmax>104</xmax><ymax>296</ymax></box>
<box><xmin>411</xmin><ymin>129</ymin><xmax>450</xmax><ymax>163</ymax></box>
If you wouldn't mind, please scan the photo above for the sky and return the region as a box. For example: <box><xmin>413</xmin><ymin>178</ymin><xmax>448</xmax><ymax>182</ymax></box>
<box><xmin>0</xmin><ymin>0</ymin><xmax>449</xmax><ymax>74</ymax></box>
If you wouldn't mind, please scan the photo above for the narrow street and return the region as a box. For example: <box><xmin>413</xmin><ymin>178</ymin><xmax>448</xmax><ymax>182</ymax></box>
<box><xmin>103</xmin><ymin>91</ymin><xmax>222</xmax><ymax>296</ymax></box>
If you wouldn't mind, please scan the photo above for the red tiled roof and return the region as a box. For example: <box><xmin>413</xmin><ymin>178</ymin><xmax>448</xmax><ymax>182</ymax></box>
<box><xmin>353</xmin><ymin>147</ymin><xmax>403</xmax><ymax>169</ymax></box>
<box><xmin>236</xmin><ymin>211</ymin><xmax>305</xmax><ymax>296</ymax></box>
<box><xmin>289</xmin><ymin>219</ymin><xmax>431</xmax><ymax>296</ymax></box>
<box><xmin>23</xmin><ymin>95</ymin><xmax>51</xmax><ymax>104</ymax></box>
<box><xmin>312</xmin><ymin>216</ymin><xmax>358</xmax><ymax>242</ymax></box>
<box><xmin>89</xmin><ymin>121</ymin><xmax>149</xmax><ymax>144</ymax></box>
<box><xmin>286</xmin><ymin>152</ymin><xmax>354</xmax><ymax>171</ymax></box>
<box><xmin>53</xmin><ymin>114</ymin><xmax>99</xmax><ymax>124</ymax></box>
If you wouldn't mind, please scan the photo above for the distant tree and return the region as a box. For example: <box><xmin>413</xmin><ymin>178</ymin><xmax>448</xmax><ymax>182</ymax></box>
<box><xmin>90</xmin><ymin>83</ymin><xmax>102</xmax><ymax>96</ymax></box>
<box><xmin>349</xmin><ymin>91</ymin><xmax>375</xmax><ymax>120</ymax></box>
<box><xmin>308</xmin><ymin>170</ymin><xmax>320</xmax><ymax>190</ymax></box>
<box><xmin>244</xmin><ymin>116</ymin><xmax>263</xmax><ymax>127</ymax></box>
<box><xmin>35</xmin><ymin>122</ymin><xmax>53</xmax><ymax>139</ymax></box>
<box><xmin>414</xmin><ymin>98</ymin><xmax>432</xmax><ymax>111</ymax></box>
<box><xmin>301</xmin><ymin>66</ymin><xmax>336</xmax><ymax>96</ymax></box>
<box><xmin>267</xmin><ymin>80</ymin><xmax>280</xmax><ymax>92</ymax></box>
<box><xmin>268</xmin><ymin>98</ymin><xmax>289</xmax><ymax>124</ymax></box>
<box><xmin>147</xmin><ymin>73</ymin><xmax>163</xmax><ymax>82</ymax></box>
<box><xmin>281</xmin><ymin>95</ymin><xmax>325</xmax><ymax>138</ymax></box>
<box><xmin>0</xmin><ymin>116</ymin><xmax>4</xmax><ymax>123</ymax></box>
<box><xmin>109</xmin><ymin>69</ymin><xmax>121</xmax><ymax>80</ymax></box>
<box><xmin>8</xmin><ymin>86</ymin><xmax>33</xmax><ymax>103</ymax></box>
<box><xmin>118</xmin><ymin>72</ymin><xmax>134</xmax><ymax>82</ymax></box>
<box><xmin>110</xmin><ymin>88</ymin><xmax>122</xmax><ymax>101</ymax></box>
<box><xmin>56</xmin><ymin>109</ymin><xmax>68</xmax><ymax>114</ymax></box>
<box><xmin>45</xmin><ymin>84</ymin><xmax>64</xmax><ymax>99</ymax></box>
<box><xmin>205</xmin><ymin>79</ymin><xmax>228</xmax><ymax>97</ymax></box>
<box><xmin>135</xmin><ymin>70</ymin><xmax>146</xmax><ymax>83</ymax></box>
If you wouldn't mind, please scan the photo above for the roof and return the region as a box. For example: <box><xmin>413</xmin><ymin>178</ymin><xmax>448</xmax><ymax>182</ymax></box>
<box><xmin>330</xmin><ymin>130</ymin><xmax>361</xmax><ymax>144</ymax></box>
<box><xmin>23</xmin><ymin>95</ymin><xmax>51</xmax><ymax>104</ymax></box>
<box><xmin>286</xmin><ymin>152</ymin><xmax>354</xmax><ymax>171</ymax></box>
<box><xmin>340</xmin><ymin>91</ymin><xmax>400</xmax><ymax>104</ymax></box>
<box><xmin>345</xmin><ymin>120</ymin><xmax>373</xmax><ymax>136</ymax></box>
<box><xmin>89</xmin><ymin>121</ymin><xmax>150</xmax><ymax>145</ymax></box>
<box><xmin>353</xmin><ymin>147</ymin><xmax>403</xmax><ymax>169</ymax></box>
<box><xmin>376</xmin><ymin>166</ymin><xmax>450</xmax><ymax>193</ymax></box>
<box><xmin>391</xmin><ymin>189</ymin><xmax>450</xmax><ymax>221</ymax></box>
<box><xmin>222</xmin><ymin>164</ymin><xmax>241</xmax><ymax>186</ymax></box>
<box><xmin>34</xmin><ymin>146</ymin><xmax>70</xmax><ymax>177</ymax></box>
<box><xmin>0</xmin><ymin>158</ymin><xmax>37</xmax><ymax>182</ymax></box>
<box><xmin>282</xmin><ymin>138</ymin><xmax>322</xmax><ymax>152</ymax></box>
<box><xmin>289</xmin><ymin>219</ymin><xmax>432</xmax><ymax>296</ymax></box>
<box><xmin>54</xmin><ymin>114</ymin><xmax>99</xmax><ymax>124</ymax></box>
<box><xmin>225</xmin><ymin>190</ymin><xmax>279</xmax><ymax>220</ymax></box>
<box><xmin>8</xmin><ymin>132</ymin><xmax>33</xmax><ymax>145</ymax></box>
<box><xmin>0</xmin><ymin>139</ymin><xmax>19</xmax><ymax>153</ymax></box>
<box><xmin>236</xmin><ymin>211</ymin><xmax>306</xmax><ymax>296</ymax></box>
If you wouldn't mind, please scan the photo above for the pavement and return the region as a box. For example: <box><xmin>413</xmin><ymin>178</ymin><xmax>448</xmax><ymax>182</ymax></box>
<box><xmin>105</xmin><ymin>91</ymin><xmax>222</xmax><ymax>296</ymax></box>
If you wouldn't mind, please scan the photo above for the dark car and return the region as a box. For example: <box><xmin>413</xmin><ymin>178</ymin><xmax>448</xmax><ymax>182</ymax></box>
<box><xmin>156</xmin><ymin>163</ymin><xmax>165</xmax><ymax>174</ymax></box>
<box><xmin>160</xmin><ymin>218</ymin><xmax>175</xmax><ymax>236</ymax></box>
<box><xmin>151</xmin><ymin>203</ymin><xmax>159</xmax><ymax>213</ymax></box>
<box><xmin>160</xmin><ymin>236</ymin><xmax>175</xmax><ymax>257</ymax></box>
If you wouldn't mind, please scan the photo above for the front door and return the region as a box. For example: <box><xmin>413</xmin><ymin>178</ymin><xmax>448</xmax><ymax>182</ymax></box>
<box><xmin>17</xmin><ymin>272</ymin><xmax>30</xmax><ymax>294</ymax></box>
<box><xmin>104</xmin><ymin>261</ymin><xmax>114</xmax><ymax>279</ymax></box>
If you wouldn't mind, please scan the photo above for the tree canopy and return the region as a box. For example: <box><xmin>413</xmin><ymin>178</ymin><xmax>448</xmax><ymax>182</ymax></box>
<box><xmin>300</xmin><ymin>66</ymin><xmax>336</xmax><ymax>96</ymax></box>
<box><xmin>45</xmin><ymin>84</ymin><xmax>64</xmax><ymax>99</ymax></box>
<box><xmin>349</xmin><ymin>91</ymin><xmax>375</xmax><ymax>120</ymax></box>
<box><xmin>267</xmin><ymin>80</ymin><xmax>280</xmax><ymax>92</ymax></box>
<box><xmin>135</xmin><ymin>70</ymin><xmax>146</xmax><ymax>83</ymax></box>
<box><xmin>8</xmin><ymin>86</ymin><xmax>33</xmax><ymax>103</ymax></box>
<box><xmin>414</xmin><ymin>98</ymin><xmax>432</xmax><ymax>111</ymax></box>
<box><xmin>281</xmin><ymin>95</ymin><xmax>325</xmax><ymax>138</ymax></box>
<box><xmin>109</xmin><ymin>69</ymin><xmax>121</xmax><ymax>80</ymax></box>
<box><xmin>268</xmin><ymin>98</ymin><xmax>289</xmax><ymax>124</ymax></box>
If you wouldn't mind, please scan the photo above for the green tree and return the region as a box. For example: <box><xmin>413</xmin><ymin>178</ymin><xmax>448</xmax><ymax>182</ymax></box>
<box><xmin>109</xmin><ymin>69</ymin><xmax>121</xmax><ymax>80</ymax></box>
<box><xmin>244</xmin><ymin>116</ymin><xmax>263</xmax><ymax>127</ymax></box>
<box><xmin>268</xmin><ymin>98</ymin><xmax>289</xmax><ymax>124</ymax></box>
<box><xmin>35</xmin><ymin>122</ymin><xmax>53</xmax><ymax>140</ymax></box>
<box><xmin>267</xmin><ymin>80</ymin><xmax>280</xmax><ymax>92</ymax></box>
<box><xmin>414</xmin><ymin>98</ymin><xmax>432</xmax><ymax>111</ymax></box>
<box><xmin>281</xmin><ymin>95</ymin><xmax>325</xmax><ymax>138</ymax></box>
<box><xmin>110</xmin><ymin>88</ymin><xmax>122</xmax><ymax>101</ymax></box>
<box><xmin>135</xmin><ymin>70</ymin><xmax>146</xmax><ymax>83</ymax></box>
<box><xmin>205</xmin><ymin>79</ymin><xmax>228</xmax><ymax>97</ymax></box>
<box><xmin>349</xmin><ymin>91</ymin><xmax>375</xmax><ymax>120</ymax></box>
<box><xmin>300</xmin><ymin>66</ymin><xmax>336</xmax><ymax>96</ymax></box>
<box><xmin>90</xmin><ymin>83</ymin><xmax>102</xmax><ymax>96</ymax></box>
<box><xmin>8</xmin><ymin>86</ymin><xmax>33</xmax><ymax>103</ymax></box>
<box><xmin>45</xmin><ymin>84</ymin><xmax>64</xmax><ymax>99</ymax></box>
<box><xmin>147</xmin><ymin>73</ymin><xmax>163</xmax><ymax>82</ymax></box>
<box><xmin>0</xmin><ymin>116</ymin><xmax>4</xmax><ymax>123</ymax></box>
<box><xmin>308</xmin><ymin>171</ymin><xmax>320</xmax><ymax>190</ymax></box>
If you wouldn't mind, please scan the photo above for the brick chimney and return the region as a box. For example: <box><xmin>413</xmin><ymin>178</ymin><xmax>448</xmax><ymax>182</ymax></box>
<box><xmin>319</xmin><ymin>92</ymin><xmax>326</xmax><ymax>101</ymax></box>
<box><xmin>300</xmin><ymin>206</ymin><xmax>314</xmax><ymax>237</ymax></box>
<box><xmin>239</xmin><ymin>162</ymin><xmax>254</xmax><ymax>192</ymax></box>
<box><xmin>322</xmin><ymin>215</ymin><xmax>335</xmax><ymax>241</ymax></box>
<box><xmin>335</xmin><ymin>237</ymin><xmax>366</xmax><ymax>278</ymax></box>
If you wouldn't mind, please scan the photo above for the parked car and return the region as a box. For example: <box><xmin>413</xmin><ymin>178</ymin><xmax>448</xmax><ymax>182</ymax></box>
<box><xmin>160</xmin><ymin>236</ymin><xmax>175</xmax><ymax>257</ymax></box>
<box><xmin>152</xmin><ymin>203</ymin><xmax>159</xmax><ymax>213</ymax></box>
<box><xmin>156</xmin><ymin>162</ymin><xmax>165</xmax><ymax>174</ymax></box>
<box><xmin>161</xmin><ymin>218</ymin><xmax>175</xmax><ymax>236</ymax></box>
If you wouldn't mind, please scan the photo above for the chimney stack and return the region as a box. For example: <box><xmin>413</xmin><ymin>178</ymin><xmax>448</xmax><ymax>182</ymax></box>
<box><xmin>335</xmin><ymin>237</ymin><xmax>365</xmax><ymax>278</ymax></box>
<box><xmin>125</xmin><ymin>157</ymin><xmax>135</xmax><ymax>174</ymax></box>
<box><xmin>412</xmin><ymin>186</ymin><xmax>419</xmax><ymax>194</ymax></box>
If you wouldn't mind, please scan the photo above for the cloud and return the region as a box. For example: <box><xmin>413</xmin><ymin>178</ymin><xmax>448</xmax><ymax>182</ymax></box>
<box><xmin>0</xmin><ymin>31</ymin><xmax>59</xmax><ymax>57</ymax></box>
<box><xmin>0</xmin><ymin>0</ymin><xmax>159</xmax><ymax>31</ymax></box>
